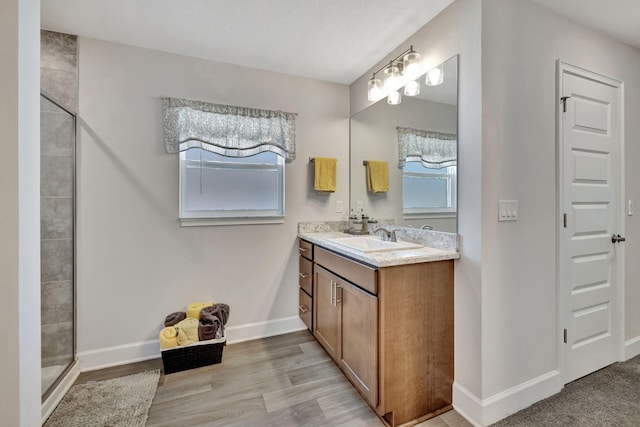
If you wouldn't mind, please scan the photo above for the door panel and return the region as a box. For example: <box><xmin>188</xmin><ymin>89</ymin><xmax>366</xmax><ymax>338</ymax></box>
<box><xmin>561</xmin><ymin>65</ymin><xmax>621</xmax><ymax>383</ymax></box>
<box><xmin>314</xmin><ymin>266</ymin><xmax>340</xmax><ymax>361</ymax></box>
<box><xmin>340</xmin><ymin>280</ymin><xmax>378</xmax><ymax>406</ymax></box>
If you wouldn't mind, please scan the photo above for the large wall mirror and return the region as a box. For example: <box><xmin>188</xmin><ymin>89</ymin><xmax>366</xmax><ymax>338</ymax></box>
<box><xmin>350</xmin><ymin>55</ymin><xmax>458</xmax><ymax>232</ymax></box>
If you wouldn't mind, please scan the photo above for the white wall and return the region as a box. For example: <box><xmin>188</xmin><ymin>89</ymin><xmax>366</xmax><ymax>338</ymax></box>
<box><xmin>351</xmin><ymin>0</ymin><xmax>484</xmax><ymax>407</ymax></box>
<box><xmin>0</xmin><ymin>0</ymin><xmax>41</xmax><ymax>425</ymax></box>
<box><xmin>353</xmin><ymin>0</ymin><xmax>640</xmax><ymax>425</ymax></box>
<box><xmin>479</xmin><ymin>0</ymin><xmax>640</xmax><ymax>423</ymax></box>
<box><xmin>76</xmin><ymin>38</ymin><xmax>350</xmax><ymax>368</ymax></box>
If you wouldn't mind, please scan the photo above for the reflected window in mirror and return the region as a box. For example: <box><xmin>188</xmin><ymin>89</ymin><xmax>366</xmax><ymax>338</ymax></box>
<box><xmin>403</xmin><ymin>162</ymin><xmax>456</xmax><ymax>215</ymax></box>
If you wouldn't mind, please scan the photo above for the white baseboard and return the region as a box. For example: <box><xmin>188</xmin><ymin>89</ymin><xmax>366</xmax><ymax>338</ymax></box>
<box><xmin>78</xmin><ymin>316</ymin><xmax>307</xmax><ymax>372</ymax></box>
<box><xmin>625</xmin><ymin>335</ymin><xmax>640</xmax><ymax>360</ymax></box>
<box><xmin>78</xmin><ymin>339</ymin><xmax>160</xmax><ymax>372</ymax></box>
<box><xmin>225</xmin><ymin>316</ymin><xmax>307</xmax><ymax>344</ymax></box>
<box><xmin>453</xmin><ymin>370</ymin><xmax>561</xmax><ymax>426</ymax></box>
<box><xmin>42</xmin><ymin>361</ymin><xmax>81</xmax><ymax>424</ymax></box>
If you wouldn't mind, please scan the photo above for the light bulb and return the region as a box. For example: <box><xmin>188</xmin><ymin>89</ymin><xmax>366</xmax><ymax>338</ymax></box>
<box><xmin>425</xmin><ymin>65</ymin><xmax>444</xmax><ymax>86</ymax></box>
<box><xmin>367</xmin><ymin>77</ymin><xmax>383</xmax><ymax>101</ymax></box>
<box><xmin>403</xmin><ymin>51</ymin><xmax>422</xmax><ymax>80</ymax></box>
<box><xmin>383</xmin><ymin>64</ymin><xmax>401</xmax><ymax>91</ymax></box>
<box><xmin>387</xmin><ymin>90</ymin><xmax>401</xmax><ymax>105</ymax></box>
<box><xmin>404</xmin><ymin>80</ymin><xmax>420</xmax><ymax>96</ymax></box>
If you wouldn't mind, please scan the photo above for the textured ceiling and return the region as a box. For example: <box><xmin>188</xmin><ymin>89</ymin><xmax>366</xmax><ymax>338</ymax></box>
<box><xmin>530</xmin><ymin>0</ymin><xmax>640</xmax><ymax>50</ymax></box>
<box><xmin>41</xmin><ymin>1</ymin><xmax>640</xmax><ymax>86</ymax></box>
<box><xmin>41</xmin><ymin>0</ymin><xmax>455</xmax><ymax>85</ymax></box>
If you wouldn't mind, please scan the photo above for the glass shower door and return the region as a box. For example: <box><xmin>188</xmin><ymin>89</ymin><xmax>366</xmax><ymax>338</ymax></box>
<box><xmin>40</xmin><ymin>94</ymin><xmax>76</xmax><ymax>397</ymax></box>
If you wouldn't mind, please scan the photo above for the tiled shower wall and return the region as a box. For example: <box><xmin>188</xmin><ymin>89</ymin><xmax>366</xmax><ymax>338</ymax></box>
<box><xmin>40</xmin><ymin>30</ymin><xmax>77</xmax><ymax>369</ymax></box>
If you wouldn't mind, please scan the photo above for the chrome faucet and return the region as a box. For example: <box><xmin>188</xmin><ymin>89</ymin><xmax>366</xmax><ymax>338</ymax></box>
<box><xmin>373</xmin><ymin>227</ymin><xmax>397</xmax><ymax>242</ymax></box>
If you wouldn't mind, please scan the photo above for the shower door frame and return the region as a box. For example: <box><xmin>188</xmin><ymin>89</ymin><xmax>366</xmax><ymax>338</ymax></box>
<box><xmin>40</xmin><ymin>91</ymin><xmax>78</xmax><ymax>403</ymax></box>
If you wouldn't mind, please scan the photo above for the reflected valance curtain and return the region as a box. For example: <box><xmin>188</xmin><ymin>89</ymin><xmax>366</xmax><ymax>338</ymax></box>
<box><xmin>397</xmin><ymin>126</ymin><xmax>457</xmax><ymax>169</ymax></box>
<box><xmin>163</xmin><ymin>97</ymin><xmax>297</xmax><ymax>160</ymax></box>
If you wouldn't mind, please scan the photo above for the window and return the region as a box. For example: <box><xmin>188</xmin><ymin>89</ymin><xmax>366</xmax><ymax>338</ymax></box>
<box><xmin>163</xmin><ymin>97</ymin><xmax>296</xmax><ymax>226</ymax></box>
<box><xmin>403</xmin><ymin>162</ymin><xmax>456</xmax><ymax>216</ymax></box>
<box><xmin>180</xmin><ymin>148</ymin><xmax>285</xmax><ymax>224</ymax></box>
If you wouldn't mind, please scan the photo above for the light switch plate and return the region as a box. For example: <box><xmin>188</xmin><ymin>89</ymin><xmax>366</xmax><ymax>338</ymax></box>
<box><xmin>336</xmin><ymin>200</ymin><xmax>343</xmax><ymax>213</ymax></box>
<box><xmin>498</xmin><ymin>200</ymin><xmax>518</xmax><ymax>221</ymax></box>
<box><xmin>629</xmin><ymin>199</ymin><xmax>634</xmax><ymax>216</ymax></box>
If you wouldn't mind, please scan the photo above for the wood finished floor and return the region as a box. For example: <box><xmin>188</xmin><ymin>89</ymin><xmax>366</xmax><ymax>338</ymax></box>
<box><xmin>75</xmin><ymin>331</ymin><xmax>472</xmax><ymax>427</ymax></box>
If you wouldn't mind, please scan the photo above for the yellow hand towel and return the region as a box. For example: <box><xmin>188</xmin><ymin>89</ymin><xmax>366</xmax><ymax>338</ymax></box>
<box><xmin>186</xmin><ymin>301</ymin><xmax>215</xmax><ymax>320</ymax></box>
<box><xmin>366</xmin><ymin>161</ymin><xmax>389</xmax><ymax>193</ymax></box>
<box><xmin>175</xmin><ymin>317</ymin><xmax>200</xmax><ymax>345</ymax></box>
<box><xmin>159</xmin><ymin>327</ymin><xmax>179</xmax><ymax>349</ymax></box>
<box><xmin>313</xmin><ymin>157</ymin><xmax>337</xmax><ymax>192</ymax></box>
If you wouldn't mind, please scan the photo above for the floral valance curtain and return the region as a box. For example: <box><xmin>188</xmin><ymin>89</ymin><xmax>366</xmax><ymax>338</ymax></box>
<box><xmin>397</xmin><ymin>126</ymin><xmax>457</xmax><ymax>169</ymax></box>
<box><xmin>163</xmin><ymin>97</ymin><xmax>297</xmax><ymax>160</ymax></box>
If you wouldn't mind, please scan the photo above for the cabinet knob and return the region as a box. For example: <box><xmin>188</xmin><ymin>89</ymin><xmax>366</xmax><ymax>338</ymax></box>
<box><xmin>298</xmin><ymin>272</ymin><xmax>309</xmax><ymax>279</ymax></box>
<box><xmin>299</xmin><ymin>247</ymin><xmax>308</xmax><ymax>252</ymax></box>
<box><xmin>299</xmin><ymin>305</ymin><xmax>309</xmax><ymax>313</ymax></box>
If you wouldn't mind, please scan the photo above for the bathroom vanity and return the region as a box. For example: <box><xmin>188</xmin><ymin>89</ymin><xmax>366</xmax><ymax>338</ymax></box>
<box><xmin>297</xmin><ymin>230</ymin><xmax>458</xmax><ymax>427</ymax></box>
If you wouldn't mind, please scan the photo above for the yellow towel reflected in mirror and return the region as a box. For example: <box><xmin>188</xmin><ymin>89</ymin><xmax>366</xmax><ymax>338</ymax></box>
<box><xmin>313</xmin><ymin>157</ymin><xmax>337</xmax><ymax>192</ymax></box>
<box><xmin>366</xmin><ymin>160</ymin><xmax>388</xmax><ymax>193</ymax></box>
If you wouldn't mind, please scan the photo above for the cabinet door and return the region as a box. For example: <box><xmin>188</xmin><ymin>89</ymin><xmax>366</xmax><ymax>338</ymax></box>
<box><xmin>314</xmin><ymin>266</ymin><xmax>341</xmax><ymax>361</ymax></box>
<box><xmin>339</xmin><ymin>280</ymin><xmax>378</xmax><ymax>406</ymax></box>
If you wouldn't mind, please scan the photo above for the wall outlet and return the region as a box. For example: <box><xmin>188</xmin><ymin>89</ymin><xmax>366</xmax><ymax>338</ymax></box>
<box><xmin>356</xmin><ymin>200</ymin><xmax>363</xmax><ymax>212</ymax></box>
<box><xmin>498</xmin><ymin>200</ymin><xmax>518</xmax><ymax>221</ymax></box>
<box><xmin>336</xmin><ymin>200</ymin><xmax>343</xmax><ymax>213</ymax></box>
<box><xmin>629</xmin><ymin>199</ymin><xmax>634</xmax><ymax>216</ymax></box>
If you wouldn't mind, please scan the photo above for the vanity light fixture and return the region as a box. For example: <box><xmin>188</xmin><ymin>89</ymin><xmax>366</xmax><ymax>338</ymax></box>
<box><xmin>366</xmin><ymin>45</ymin><xmax>423</xmax><ymax>105</ymax></box>
<box><xmin>383</xmin><ymin>63</ymin><xmax>401</xmax><ymax>91</ymax></box>
<box><xmin>387</xmin><ymin>90</ymin><xmax>402</xmax><ymax>105</ymax></box>
<box><xmin>404</xmin><ymin>79</ymin><xmax>420</xmax><ymax>96</ymax></box>
<box><xmin>367</xmin><ymin>76</ymin><xmax>383</xmax><ymax>101</ymax></box>
<box><xmin>425</xmin><ymin>64</ymin><xmax>444</xmax><ymax>86</ymax></box>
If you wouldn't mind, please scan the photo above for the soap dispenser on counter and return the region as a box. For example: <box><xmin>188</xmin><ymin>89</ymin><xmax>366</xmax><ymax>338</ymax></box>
<box><xmin>361</xmin><ymin>211</ymin><xmax>369</xmax><ymax>234</ymax></box>
<box><xmin>367</xmin><ymin>217</ymin><xmax>378</xmax><ymax>233</ymax></box>
<box><xmin>348</xmin><ymin>209</ymin><xmax>358</xmax><ymax>232</ymax></box>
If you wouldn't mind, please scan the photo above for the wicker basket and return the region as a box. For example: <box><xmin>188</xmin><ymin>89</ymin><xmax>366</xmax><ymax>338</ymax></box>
<box><xmin>161</xmin><ymin>337</ymin><xmax>226</xmax><ymax>374</ymax></box>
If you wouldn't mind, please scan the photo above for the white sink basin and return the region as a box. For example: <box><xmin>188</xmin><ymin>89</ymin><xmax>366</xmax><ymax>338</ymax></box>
<box><xmin>327</xmin><ymin>236</ymin><xmax>423</xmax><ymax>253</ymax></box>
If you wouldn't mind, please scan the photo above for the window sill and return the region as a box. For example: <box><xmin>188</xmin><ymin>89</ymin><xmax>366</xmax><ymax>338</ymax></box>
<box><xmin>180</xmin><ymin>217</ymin><xmax>285</xmax><ymax>227</ymax></box>
<box><xmin>403</xmin><ymin>212</ymin><xmax>457</xmax><ymax>220</ymax></box>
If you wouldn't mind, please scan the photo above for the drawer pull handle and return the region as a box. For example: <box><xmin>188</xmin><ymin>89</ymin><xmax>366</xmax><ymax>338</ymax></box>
<box><xmin>299</xmin><ymin>305</ymin><xmax>309</xmax><ymax>313</ymax></box>
<box><xmin>298</xmin><ymin>248</ymin><xmax>308</xmax><ymax>252</ymax></box>
<box><xmin>298</xmin><ymin>273</ymin><xmax>309</xmax><ymax>279</ymax></box>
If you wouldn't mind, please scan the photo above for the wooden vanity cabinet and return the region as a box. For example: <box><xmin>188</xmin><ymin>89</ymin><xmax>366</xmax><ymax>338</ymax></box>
<box><xmin>305</xmin><ymin>242</ymin><xmax>454</xmax><ymax>427</ymax></box>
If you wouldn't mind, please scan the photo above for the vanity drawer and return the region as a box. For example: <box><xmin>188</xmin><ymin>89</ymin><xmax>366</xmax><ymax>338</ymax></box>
<box><xmin>299</xmin><ymin>239</ymin><xmax>313</xmax><ymax>260</ymax></box>
<box><xmin>315</xmin><ymin>247</ymin><xmax>378</xmax><ymax>295</ymax></box>
<box><xmin>299</xmin><ymin>288</ymin><xmax>312</xmax><ymax>331</ymax></box>
<box><xmin>299</xmin><ymin>256</ymin><xmax>313</xmax><ymax>296</ymax></box>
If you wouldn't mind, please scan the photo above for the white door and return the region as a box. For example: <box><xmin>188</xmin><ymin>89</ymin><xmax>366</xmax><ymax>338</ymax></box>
<box><xmin>559</xmin><ymin>62</ymin><xmax>623</xmax><ymax>384</ymax></box>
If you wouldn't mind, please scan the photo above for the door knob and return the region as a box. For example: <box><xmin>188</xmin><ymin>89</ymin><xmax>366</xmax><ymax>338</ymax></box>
<box><xmin>611</xmin><ymin>234</ymin><xmax>626</xmax><ymax>243</ymax></box>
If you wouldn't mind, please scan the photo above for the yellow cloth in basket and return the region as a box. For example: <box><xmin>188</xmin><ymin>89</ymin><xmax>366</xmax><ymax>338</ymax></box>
<box><xmin>186</xmin><ymin>301</ymin><xmax>214</xmax><ymax>320</ymax></box>
<box><xmin>366</xmin><ymin>160</ymin><xmax>389</xmax><ymax>193</ymax></box>
<box><xmin>313</xmin><ymin>157</ymin><xmax>337</xmax><ymax>192</ymax></box>
<box><xmin>159</xmin><ymin>327</ymin><xmax>179</xmax><ymax>349</ymax></box>
<box><xmin>175</xmin><ymin>317</ymin><xmax>200</xmax><ymax>346</ymax></box>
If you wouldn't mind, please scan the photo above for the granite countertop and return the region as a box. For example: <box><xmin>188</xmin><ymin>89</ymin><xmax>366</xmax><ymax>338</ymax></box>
<box><xmin>298</xmin><ymin>231</ymin><xmax>460</xmax><ymax>268</ymax></box>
